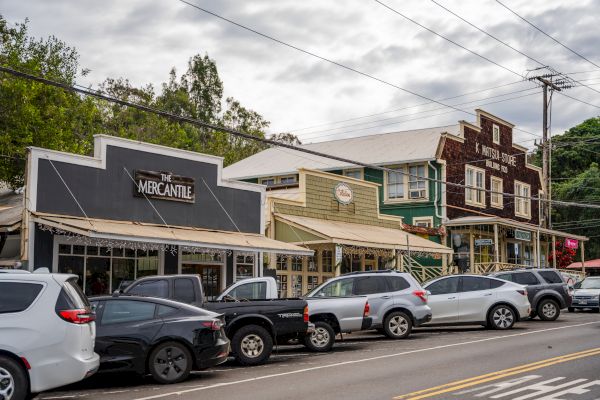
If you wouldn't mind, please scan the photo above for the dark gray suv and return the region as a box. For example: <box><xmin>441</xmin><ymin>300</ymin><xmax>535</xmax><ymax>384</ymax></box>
<box><xmin>489</xmin><ymin>269</ymin><xmax>571</xmax><ymax>321</ymax></box>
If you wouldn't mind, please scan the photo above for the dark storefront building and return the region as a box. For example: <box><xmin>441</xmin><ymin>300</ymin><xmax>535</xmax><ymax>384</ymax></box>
<box><xmin>440</xmin><ymin>110</ymin><xmax>587</xmax><ymax>273</ymax></box>
<box><xmin>22</xmin><ymin>135</ymin><xmax>310</xmax><ymax>297</ymax></box>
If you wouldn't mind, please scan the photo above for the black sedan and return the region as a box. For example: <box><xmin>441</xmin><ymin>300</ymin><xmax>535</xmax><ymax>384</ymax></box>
<box><xmin>89</xmin><ymin>295</ymin><xmax>230</xmax><ymax>384</ymax></box>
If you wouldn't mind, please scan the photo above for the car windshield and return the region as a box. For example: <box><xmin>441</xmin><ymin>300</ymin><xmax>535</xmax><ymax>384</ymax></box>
<box><xmin>577</xmin><ymin>279</ymin><xmax>600</xmax><ymax>289</ymax></box>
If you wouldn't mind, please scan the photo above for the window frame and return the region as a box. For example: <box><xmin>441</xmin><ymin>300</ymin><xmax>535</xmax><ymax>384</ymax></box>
<box><xmin>465</xmin><ymin>164</ymin><xmax>486</xmax><ymax>208</ymax></box>
<box><xmin>492</xmin><ymin>124</ymin><xmax>501</xmax><ymax>145</ymax></box>
<box><xmin>383</xmin><ymin>163</ymin><xmax>429</xmax><ymax>203</ymax></box>
<box><xmin>413</xmin><ymin>216</ymin><xmax>434</xmax><ymax>228</ymax></box>
<box><xmin>343</xmin><ymin>168</ymin><xmax>363</xmax><ymax>180</ymax></box>
<box><xmin>490</xmin><ymin>176</ymin><xmax>503</xmax><ymax>209</ymax></box>
<box><xmin>514</xmin><ymin>180</ymin><xmax>532</xmax><ymax>219</ymax></box>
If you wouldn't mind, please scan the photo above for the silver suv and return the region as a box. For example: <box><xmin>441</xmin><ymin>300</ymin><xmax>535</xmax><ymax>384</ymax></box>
<box><xmin>306</xmin><ymin>271</ymin><xmax>432</xmax><ymax>339</ymax></box>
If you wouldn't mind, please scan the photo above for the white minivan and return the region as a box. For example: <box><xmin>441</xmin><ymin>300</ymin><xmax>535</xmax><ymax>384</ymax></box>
<box><xmin>0</xmin><ymin>272</ymin><xmax>99</xmax><ymax>400</ymax></box>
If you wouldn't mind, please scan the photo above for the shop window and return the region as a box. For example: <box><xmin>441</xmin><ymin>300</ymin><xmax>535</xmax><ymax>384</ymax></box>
<box><xmin>181</xmin><ymin>252</ymin><xmax>222</xmax><ymax>263</ymax></box>
<box><xmin>507</xmin><ymin>242</ymin><xmax>533</xmax><ymax>266</ymax></box>
<box><xmin>291</xmin><ymin>275</ymin><xmax>303</xmax><ymax>297</ymax></box>
<box><xmin>307</xmin><ymin>255</ymin><xmax>317</xmax><ymax>272</ymax></box>
<box><xmin>235</xmin><ymin>254</ymin><xmax>255</xmax><ymax>281</ymax></box>
<box><xmin>343</xmin><ymin>169</ymin><xmax>363</xmax><ymax>180</ymax></box>
<box><xmin>322</xmin><ymin>250</ymin><xmax>333</xmax><ymax>273</ymax></box>
<box><xmin>364</xmin><ymin>254</ymin><xmax>376</xmax><ymax>271</ymax></box>
<box><xmin>276</xmin><ymin>255</ymin><xmax>288</xmax><ymax>271</ymax></box>
<box><xmin>408</xmin><ymin>165</ymin><xmax>427</xmax><ymax>199</ymax></box>
<box><xmin>280</xmin><ymin>176</ymin><xmax>297</xmax><ymax>184</ymax></box>
<box><xmin>514</xmin><ymin>181</ymin><xmax>531</xmax><ymax>218</ymax></box>
<box><xmin>451</xmin><ymin>233</ymin><xmax>470</xmax><ymax>273</ymax></box>
<box><xmin>276</xmin><ymin>275</ymin><xmax>288</xmax><ymax>298</ymax></box>
<box><xmin>260</xmin><ymin>177</ymin><xmax>276</xmax><ymax>186</ymax></box>
<box><xmin>493</xmin><ymin>124</ymin><xmax>500</xmax><ymax>145</ymax></box>
<box><xmin>291</xmin><ymin>257</ymin><xmax>303</xmax><ymax>272</ymax></box>
<box><xmin>307</xmin><ymin>275</ymin><xmax>319</xmax><ymax>291</ymax></box>
<box><xmin>465</xmin><ymin>165</ymin><xmax>485</xmax><ymax>207</ymax></box>
<box><xmin>490</xmin><ymin>177</ymin><xmax>503</xmax><ymax>208</ymax></box>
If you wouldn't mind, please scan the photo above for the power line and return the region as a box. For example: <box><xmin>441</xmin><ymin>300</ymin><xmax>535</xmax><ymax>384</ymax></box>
<box><xmin>2</xmin><ymin>65</ymin><xmax>599</xmax><ymax>211</ymax></box>
<box><xmin>496</xmin><ymin>0</ymin><xmax>600</xmax><ymax>71</ymax></box>
<box><xmin>374</xmin><ymin>0</ymin><xmax>526</xmax><ymax>79</ymax></box>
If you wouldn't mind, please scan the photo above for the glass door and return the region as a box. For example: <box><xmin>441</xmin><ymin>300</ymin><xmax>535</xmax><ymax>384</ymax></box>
<box><xmin>182</xmin><ymin>263</ymin><xmax>222</xmax><ymax>300</ymax></box>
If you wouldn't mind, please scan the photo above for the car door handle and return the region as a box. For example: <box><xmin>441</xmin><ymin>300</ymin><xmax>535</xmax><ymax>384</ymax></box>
<box><xmin>381</xmin><ymin>295</ymin><xmax>391</xmax><ymax>299</ymax></box>
<box><xmin>483</xmin><ymin>293</ymin><xmax>493</xmax><ymax>296</ymax></box>
<box><xmin>447</xmin><ymin>296</ymin><xmax>456</xmax><ymax>300</ymax></box>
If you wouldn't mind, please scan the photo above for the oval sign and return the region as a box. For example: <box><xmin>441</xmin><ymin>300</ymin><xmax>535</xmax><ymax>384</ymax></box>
<box><xmin>334</xmin><ymin>182</ymin><xmax>353</xmax><ymax>205</ymax></box>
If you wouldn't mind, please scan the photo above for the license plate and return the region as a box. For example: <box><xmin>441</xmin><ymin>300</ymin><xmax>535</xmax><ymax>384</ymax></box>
<box><xmin>580</xmin><ymin>300</ymin><xmax>587</xmax><ymax>305</ymax></box>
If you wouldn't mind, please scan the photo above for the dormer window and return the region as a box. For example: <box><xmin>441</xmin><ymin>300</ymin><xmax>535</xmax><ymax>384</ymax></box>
<box><xmin>493</xmin><ymin>124</ymin><xmax>500</xmax><ymax>145</ymax></box>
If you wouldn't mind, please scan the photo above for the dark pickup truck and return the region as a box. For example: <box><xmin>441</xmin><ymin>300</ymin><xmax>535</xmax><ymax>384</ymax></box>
<box><xmin>121</xmin><ymin>275</ymin><xmax>313</xmax><ymax>366</ymax></box>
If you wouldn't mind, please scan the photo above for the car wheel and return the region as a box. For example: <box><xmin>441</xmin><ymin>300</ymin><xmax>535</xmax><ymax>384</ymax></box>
<box><xmin>594</xmin><ymin>308</ymin><xmax>600</xmax><ymax>314</ymax></box>
<box><xmin>568</xmin><ymin>307</ymin><xmax>575</xmax><ymax>313</ymax></box>
<box><xmin>383</xmin><ymin>311</ymin><xmax>412</xmax><ymax>339</ymax></box>
<box><xmin>148</xmin><ymin>342</ymin><xmax>192</xmax><ymax>384</ymax></box>
<box><xmin>303</xmin><ymin>321</ymin><xmax>335</xmax><ymax>352</ymax></box>
<box><xmin>0</xmin><ymin>356</ymin><xmax>29</xmax><ymax>400</ymax></box>
<box><xmin>232</xmin><ymin>324</ymin><xmax>273</xmax><ymax>366</ymax></box>
<box><xmin>537</xmin><ymin>299</ymin><xmax>560</xmax><ymax>321</ymax></box>
<box><xmin>488</xmin><ymin>305</ymin><xmax>516</xmax><ymax>330</ymax></box>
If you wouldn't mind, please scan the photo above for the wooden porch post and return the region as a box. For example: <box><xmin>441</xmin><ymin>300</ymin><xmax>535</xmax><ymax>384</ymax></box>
<box><xmin>469</xmin><ymin>226</ymin><xmax>475</xmax><ymax>273</ymax></box>
<box><xmin>493</xmin><ymin>224</ymin><xmax>500</xmax><ymax>270</ymax></box>
<box><xmin>552</xmin><ymin>235</ymin><xmax>557</xmax><ymax>269</ymax></box>
<box><xmin>581</xmin><ymin>241</ymin><xmax>586</xmax><ymax>276</ymax></box>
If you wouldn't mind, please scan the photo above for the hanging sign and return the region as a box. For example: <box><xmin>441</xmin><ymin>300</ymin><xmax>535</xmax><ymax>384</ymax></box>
<box><xmin>475</xmin><ymin>238</ymin><xmax>494</xmax><ymax>246</ymax></box>
<box><xmin>334</xmin><ymin>182</ymin><xmax>354</xmax><ymax>204</ymax></box>
<box><xmin>564</xmin><ymin>238</ymin><xmax>579</xmax><ymax>249</ymax></box>
<box><xmin>514</xmin><ymin>229</ymin><xmax>531</xmax><ymax>242</ymax></box>
<box><xmin>335</xmin><ymin>244</ymin><xmax>343</xmax><ymax>267</ymax></box>
<box><xmin>134</xmin><ymin>170</ymin><xmax>195</xmax><ymax>203</ymax></box>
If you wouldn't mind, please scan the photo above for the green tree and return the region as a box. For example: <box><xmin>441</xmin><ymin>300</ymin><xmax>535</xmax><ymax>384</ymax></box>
<box><xmin>0</xmin><ymin>15</ymin><xmax>101</xmax><ymax>188</ymax></box>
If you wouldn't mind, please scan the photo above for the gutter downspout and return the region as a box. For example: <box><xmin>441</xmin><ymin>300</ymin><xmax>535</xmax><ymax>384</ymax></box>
<box><xmin>428</xmin><ymin>161</ymin><xmax>443</xmax><ymax>221</ymax></box>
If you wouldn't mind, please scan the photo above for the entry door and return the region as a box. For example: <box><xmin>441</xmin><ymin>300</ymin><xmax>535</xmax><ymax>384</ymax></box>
<box><xmin>181</xmin><ymin>264</ymin><xmax>222</xmax><ymax>300</ymax></box>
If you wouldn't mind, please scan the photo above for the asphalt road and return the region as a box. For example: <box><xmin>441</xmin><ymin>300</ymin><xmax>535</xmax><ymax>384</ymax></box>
<box><xmin>37</xmin><ymin>311</ymin><xmax>600</xmax><ymax>400</ymax></box>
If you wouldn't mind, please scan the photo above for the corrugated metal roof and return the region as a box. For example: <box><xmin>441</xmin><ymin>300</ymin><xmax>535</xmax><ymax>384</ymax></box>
<box><xmin>0</xmin><ymin>189</ymin><xmax>23</xmax><ymax>231</ymax></box>
<box><xmin>223</xmin><ymin>125</ymin><xmax>459</xmax><ymax>180</ymax></box>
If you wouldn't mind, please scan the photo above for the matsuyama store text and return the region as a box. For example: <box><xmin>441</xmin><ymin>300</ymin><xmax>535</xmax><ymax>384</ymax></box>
<box><xmin>23</xmin><ymin>135</ymin><xmax>310</xmax><ymax>297</ymax></box>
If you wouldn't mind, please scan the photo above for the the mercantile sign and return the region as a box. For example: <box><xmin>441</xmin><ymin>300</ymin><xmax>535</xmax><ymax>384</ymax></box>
<box><xmin>134</xmin><ymin>169</ymin><xmax>195</xmax><ymax>203</ymax></box>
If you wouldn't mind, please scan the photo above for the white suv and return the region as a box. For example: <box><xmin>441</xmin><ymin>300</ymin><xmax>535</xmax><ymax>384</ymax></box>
<box><xmin>0</xmin><ymin>272</ymin><xmax>100</xmax><ymax>400</ymax></box>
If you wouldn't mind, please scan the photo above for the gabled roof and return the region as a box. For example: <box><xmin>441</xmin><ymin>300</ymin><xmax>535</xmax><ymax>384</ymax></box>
<box><xmin>223</xmin><ymin>125</ymin><xmax>459</xmax><ymax>180</ymax></box>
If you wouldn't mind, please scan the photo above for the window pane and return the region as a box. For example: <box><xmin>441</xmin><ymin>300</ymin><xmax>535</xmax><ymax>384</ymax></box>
<box><xmin>276</xmin><ymin>275</ymin><xmax>288</xmax><ymax>298</ymax></box>
<box><xmin>158</xmin><ymin>305</ymin><xmax>178</xmax><ymax>317</ymax></box>
<box><xmin>353</xmin><ymin>276</ymin><xmax>387</xmax><ymax>295</ymax></box>
<box><xmin>59</xmin><ymin>244</ymin><xmax>71</xmax><ymax>254</ymax></box>
<box><xmin>322</xmin><ymin>250</ymin><xmax>333</xmax><ymax>273</ymax></box>
<box><xmin>291</xmin><ymin>275</ymin><xmax>303</xmax><ymax>297</ymax></box>
<box><xmin>58</xmin><ymin>255</ymin><xmax>84</xmax><ymax>289</ymax></box>
<box><xmin>291</xmin><ymin>257</ymin><xmax>303</xmax><ymax>272</ymax></box>
<box><xmin>230</xmin><ymin>282</ymin><xmax>267</xmax><ymax>299</ymax></box>
<box><xmin>496</xmin><ymin>273</ymin><xmax>513</xmax><ymax>282</ymax></box>
<box><xmin>0</xmin><ymin>283</ymin><xmax>43</xmax><ymax>313</ymax></box>
<box><xmin>460</xmin><ymin>276</ymin><xmax>491</xmax><ymax>292</ymax></box>
<box><xmin>128</xmin><ymin>280</ymin><xmax>168</xmax><ymax>298</ymax></box>
<box><xmin>277</xmin><ymin>255</ymin><xmax>288</xmax><ymax>271</ymax></box>
<box><xmin>388</xmin><ymin>276</ymin><xmax>410</xmax><ymax>292</ymax></box>
<box><xmin>112</xmin><ymin>258</ymin><xmax>135</xmax><ymax>293</ymax></box>
<box><xmin>316</xmin><ymin>278</ymin><xmax>353</xmax><ymax>297</ymax></box>
<box><xmin>101</xmin><ymin>300</ymin><xmax>156</xmax><ymax>324</ymax></box>
<box><xmin>137</xmin><ymin>250</ymin><xmax>159</xmax><ymax>278</ymax></box>
<box><xmin>85</xmin><ymin>257</ymin><xmax>110</xmax><ymax>296</ymax></box>
<box><xmin>174</xmin><ymin>278</ymin><xmax>195</xmax><ymax>303</ymax></box>
<box><xmin>426</xmin><ymin>277</ymin><xmax>459</xmax><ymax>295</ymax></box>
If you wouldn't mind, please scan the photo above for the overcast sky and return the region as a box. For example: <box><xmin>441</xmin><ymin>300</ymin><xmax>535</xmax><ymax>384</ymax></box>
<box><xmin>2</xmin><ymin>0</ymin><xmax>600</xmax><ymax>148</ymax></box>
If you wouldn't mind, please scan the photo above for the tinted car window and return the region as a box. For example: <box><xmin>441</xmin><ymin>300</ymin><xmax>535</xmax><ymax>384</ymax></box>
<box><xmin>513</xmin><ymin>272</ymin><xmax>539</xmax><ymax>286</ymax></box>
<box><xmin>353</xmin><ymin>276</ymin><xmax>388</xmax><ymax>295</ymax></box>
<box><xmin>230</xmin><ymin>282</ymin><xmax>267</xmax><ymax>299</ymax></box>
<box><xmin>157</xmin><ymin>304</ymin><xmax>178</xmax><ymax>317</ymax></box>
<box><xmin>460</xmin><ymin>277</ymin><xmax>491</xmax><ymax>292</ymax></box>
<box><xmin>387</xmin><ymin>276</ymin><xmax>411</xmax><ymax>292</ymax></box>
<box><xmin>316</xmin><ymin>278</ymin><xmax>353</xmax><ymax>297</ymax></box>
<box><xmin>128</xmin><ymin>280</ymin><xmax>168</xmax><ymax>298</ymax></box>
<box><xmin>495</xmin><ymin>273</ymin><xmax>513</xmax><ymax>282</ymax></box>
<box><xmin>101</xmin><ymin>300</ymin><xmax>156</xmax><ymax>325</ymax></box>
<box><xmin>0</xmin><ymin>282</ymin><xmax>43</xmax><ymax>313</ymax></box>
<box><xmin>174</xmin><ymin>278</ymin><xmax>195</xmax><ymax>304</ymax></box>
<box><xmin>539</xmin><ymin>271</ymin><xmax>564</xmax><ymax>284</ymax></box>
<box><xmin>63</xmin><ymin>278</ymin><xmax>90</xmax><ymax>308</ymax></box>
<box><xmin>489</xmin><ymin>279</ymin><xmax>505</xmax><ymax>289</ymax></box>
<box><xmin>426</xmin><ymin>277</ymin><xmax>459</xmax><ymax>295</ymax></box>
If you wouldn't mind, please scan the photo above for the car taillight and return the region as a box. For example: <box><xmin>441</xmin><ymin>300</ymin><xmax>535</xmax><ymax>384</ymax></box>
<box><xmin>413</xmin><ymin>290</ymin><xmax>428</xmax><ymax>303</ymax></box>
<box><xmin>517</xmin><ymin>289</ymin><xmax>528</xmax><ymax>296</ymax></box>
<box><xmin>20</xmin><ymin>357</ymin><xmax>31</xmax><ymax>370</ymax></box>
<box><xmin>363</xmin><ymin>302</ymin><xmax>370</xmax><ymax>317</ymax></box>
<box><xmin>202</xmin><ymin>319</ymin><xmax>224</xmax><ymax>331</ymax></box>
<box><xmin>58</xmin><ymin>309</ymin><xmax>96</xmax><ymax>324</ymax></box>
<box><xmin>303</xmin><ymin>305</ymin><xmax>309</xmax><ymax>323</ymax></box>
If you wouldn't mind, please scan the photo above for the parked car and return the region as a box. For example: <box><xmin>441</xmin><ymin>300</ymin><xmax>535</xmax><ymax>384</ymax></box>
<box><xmin>89</xmin><ymin>295</ymin><xmax>229</xmax><ymax>384</ymax></box>
<box><xmin>422</xmin><ymin>274</ymin><xmax>531</xmax><ymax>329</ymax></box>
<box><xmin>121</xmin><ymin>275</ymin><xmax>314</xmax><ymax>365</ymax></box>
<box><xmin>218</xmin><ymin>277</ymin><xmax>372</xmax><ymax>352</ymax></box>
<box><xmin>306</xmin><ymin>271</ymin><xmax>432</xmax><ymax>340</ymax></box>
<box><xmin>569</xmin><ymin>277</ymin><xmax>600</xmax><ymax>312</ymax></box>
<box><xmin>0</xmin><ymin>272</ymin><xmax>99</xmax><ymax>400</ymax></box>
<box><xmin>489</xmin><ymin>268</ymin><xmax>571</xmax><ymax>321</ymax></box>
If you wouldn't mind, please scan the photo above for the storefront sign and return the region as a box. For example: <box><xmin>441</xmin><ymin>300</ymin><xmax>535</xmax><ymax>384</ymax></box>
<box><xmin>514</xmin><ymin>229</ymin><xmax>531</xmax><ymax>242</ymax></box>
<box><xmin>565</xmin><ymin>238</ymin><xmax>579</xmax><ymax>249</ymax></box>
<box><xmin>134</xmin><ymin>170</ymin><xmax>195</xmax><ymax>203</ymax></box>
<box><xmin>334</xmin><ymin>182</ymin><xmax>354</xmax><ymax>204</ymax></box>
<box><xmin>475</xmin><ymin>238</ymin><xmax>493</xmax><ymax>246</ymax></box>
<box><xmin>475</xmin><ymin>142</ymin><xmax>517</xmax><ymax>174</ymax></box>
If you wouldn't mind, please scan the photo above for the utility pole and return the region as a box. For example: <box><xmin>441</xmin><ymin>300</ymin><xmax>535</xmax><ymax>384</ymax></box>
<box><xmin>527</xmin><ymin>72</ymin><xmax>573</xmax><ymax>229</ymax></box>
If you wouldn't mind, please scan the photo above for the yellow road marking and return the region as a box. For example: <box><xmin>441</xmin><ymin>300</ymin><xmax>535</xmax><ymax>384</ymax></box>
<box><xmin>394</xmin><ymin>347</ymin><xmax>600</xmax><ymax>400</ymax></box>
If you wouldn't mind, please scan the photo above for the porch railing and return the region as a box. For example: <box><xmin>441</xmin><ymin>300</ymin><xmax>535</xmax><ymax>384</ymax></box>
<box><xmin>400</xmin><ymin>254</ymin><xmax>443</xmax><ymax>283</ymax></box>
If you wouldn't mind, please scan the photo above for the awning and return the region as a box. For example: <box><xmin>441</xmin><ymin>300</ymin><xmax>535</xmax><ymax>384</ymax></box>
<box><xmin>274</xmin><ymin>214</ymin><xmax>453</xmax><ymax>254</ymax></box>
<box><xmin>32</xmin><ymin>213</ymin><xmax>313</xmax><ymax>256</ymax></box>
